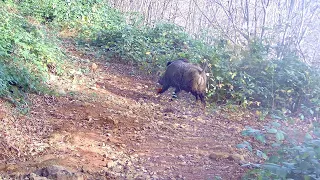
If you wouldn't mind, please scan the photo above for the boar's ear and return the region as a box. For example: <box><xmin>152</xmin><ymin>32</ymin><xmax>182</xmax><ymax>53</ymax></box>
<box><xmin>166</xmin><ymin>61</ymin><xmax>172</xmax><ymax>66</ymax></box>
<box><xmin>182</xmin><ymin>58</ymin><xmax>189</xmax><ymax>63</ymax></box>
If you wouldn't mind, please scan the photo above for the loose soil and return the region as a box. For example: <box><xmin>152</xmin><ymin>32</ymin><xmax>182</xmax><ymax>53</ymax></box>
<box><xmin>0</xmin><ymin>40</ymin><xmax>264</xmax><ymax>180</ymax></box>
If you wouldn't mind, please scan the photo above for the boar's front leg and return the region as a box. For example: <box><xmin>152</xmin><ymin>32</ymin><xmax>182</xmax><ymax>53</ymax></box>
<box><xmin>158</xmin><ymin>85</ymin><xmax>170</xmax><ymax>94</ymax></box>
<box><xmin>172</xmin><ymin>89</ymin><xmax>181</xmax><ymax>99</ymax></box>
<box><xmin>191</xmin><ymin>91</ymin><xmax>203</xmax><ymax>103</ymax></box>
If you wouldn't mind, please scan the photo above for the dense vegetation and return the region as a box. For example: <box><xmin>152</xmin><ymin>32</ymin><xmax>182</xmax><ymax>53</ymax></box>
<box><xmin>0</xmin><ymin>2</ymin><xmax>65</xmax><ymax>108</ymax></box>
<box><xmin>0</xmin><ymin>0</ymin><xmax>319</xmax><ymax>179</ymax></box>
<box><xmin>238</xmin><ymin>121</ymin><xmax>320</xmax><ymax>179</ymax></box>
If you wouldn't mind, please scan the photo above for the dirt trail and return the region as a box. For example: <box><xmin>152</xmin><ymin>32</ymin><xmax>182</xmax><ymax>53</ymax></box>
<box><xmin>0</xmin><ymin>41</ymin><xmax>259</xmax><ymax>179</ymax></box>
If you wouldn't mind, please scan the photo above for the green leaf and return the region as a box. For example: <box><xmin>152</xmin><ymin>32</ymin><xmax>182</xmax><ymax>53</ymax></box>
<box><xmin>271</xmin><ymin>114</ymin><xmax>283</xmax><ymax>120</ymax></box>
<box><xmin>256</xmin><ymin>150</ymin><xmax>268</xmax><ymax>160</ymax></box>
<box><xmin>305</xmin><ymin>133</ymin><xmax>313</xmax><ymax>140</ymax></box>
<box><xmin>276</xmin><ymin>131</ymin><xmax>285</xmax><ymax>141</ymax></box>
<box><xmin>236</xmin><ymin>141</ymin><xmax>252</xmax><ymax>151</ymax></box>
<box><xmin>282</xmin><ymin>162</ymin><xmax>295</xmax><ymax>169</ymax></box>
<box><xmin>303</xmin><ymin>175</ymin><xmax>311</xmax><ymax>180</ymax></box>
<box><xmin>267</xmin><ymin>128</ymin><xmax>278</xmax><ymax>134</ymax></box>
<box><xmin>309</xmin><ymin>109</ymin><xmax>314</xmax><ymax>115</ymax></box>
<box><xmin>236</xmin><ymin>144</ymin><xmax>247</xmax><ymax>149</ymax></box>
<box><xmin>256</xmin><ymin>134</ymin><xmax>266</xmax><ymax>143</ymax></box>
<box><xmin>271</xmin><ymin>122</ymin><xmax>281</xmax><ymax>128</ymax></box>
<box><xmin>216</xmin><ymin>76</ymin><xmax>223</xmax><ymax>81</ymax></box>
<box><xmin>261</xmin><ymin>163</ymin><xmax>289</xmax><ymax>177</ymax></box>
<box><xmin>272</xmin><ymin>143</ymin><xmax>281</xmax><ymax>147</ymax></box>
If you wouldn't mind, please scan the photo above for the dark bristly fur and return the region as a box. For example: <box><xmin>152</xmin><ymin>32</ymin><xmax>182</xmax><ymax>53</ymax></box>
<box><xmin>166</xmin><ymin>58</ymin><xmax>189</xmax><ymax>66</ymax></box>
<box><xmin>158</xmin><ymin>59</ymin><xmax>207</xmax><ymax>105</ymax></box>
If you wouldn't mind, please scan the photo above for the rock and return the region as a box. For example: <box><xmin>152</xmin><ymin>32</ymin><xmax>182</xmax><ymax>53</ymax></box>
<box><xmin>29</xmin><ymin>173</ymin><xmax>49</xmax><ymax>180</ymax></box>
<box><xmin>33</xmin><ymin>165</ymin><xmax>81</xmax><ymax>180</ymax></box>
<box><xmin>91</xmin><ymin>63</ymin><xmax>98</xmax><ymax>72</ymax></box>
<box><xmin>0</xmin><ymin>110</ymin><xmax>6</xmax><ymax>120</ymax></box>
<box><xmin>228</xmin><ymin>154</ymin><xmax>245</xmax><ymax>162</ymax></box>
<box><xmin>152</xmin><ymin>175</ymin><xmax>159</xmax><ymax>179</ymax></box>
<box><xmin>87</xmin><ymin>116</ymin><xmax>93</xmax><ymax>122</ymax></box>
<box><xmin>113</xmin><ymin>165</ymin><xmax>123</xmax><ymax>173</ymax></box>
<box><xmin>208</xmin><ymin>152</ymin><xmax>229</xmax><ymax>161</ymax></box>
<box><xmin>178</xmin><ymin>155</ymin><xmax>184</xmax><ymax>160</ymax></box>
<box><xmin>177</xmin><ymin>174</ymin><xmax>183</xmax><ymax>179</ymax></box>
<box><xmin>4</xmin><ymin>164</ymin><xmax>17</xmax><ymax>172</ymax></box>
<box><xmin>57</xmin><ymin>89</ymin><xmax>67</xmax><ymax>95</ymax></box>
<box><xmin>209</xmin><ymin>152</ymin><xmax>245</xmax><ymax>162</ymax></box>
<box><xmin>107</xmin><ymin>161</ymin><xmax>116</xmax><ymax>168</ymax></box>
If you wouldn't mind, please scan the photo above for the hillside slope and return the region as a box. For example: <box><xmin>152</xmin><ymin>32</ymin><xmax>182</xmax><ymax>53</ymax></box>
<box><xmin>0</xmin><ymin>40</ymin><xmax>260</xmax><ymax>180</ymax></box>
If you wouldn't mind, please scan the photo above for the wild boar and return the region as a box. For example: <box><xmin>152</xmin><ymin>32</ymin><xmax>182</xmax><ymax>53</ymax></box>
<box><xmin>158</xmin><ymin>59</ymin><xmax>207</xmax><ymax>105</ymax></box>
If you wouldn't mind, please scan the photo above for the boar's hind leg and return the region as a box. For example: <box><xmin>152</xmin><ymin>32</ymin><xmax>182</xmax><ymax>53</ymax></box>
<box><xmin>199</xmin><ymin>93</ymin><xmax>206</xmax><ymax>105</ymax></box>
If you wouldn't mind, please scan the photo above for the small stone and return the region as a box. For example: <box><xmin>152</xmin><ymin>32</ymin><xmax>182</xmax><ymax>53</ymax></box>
<box><xmin>57</xmin><ymin>89</ymin><xmax>66</xmax><ymax>95</ymax></box>
<box><xmin>91</xmin><ymin>63</ymin><xmax>98</xmax><ymax>72</ymax></box>
<box><xmin>33</xmin><ymin>165</ymin><xmax>79</xmax><ymax>180</ymax></box>
<box><xmin>228</xmin><ymin>154</ymin><xmax>245</xmax><ymax>161</ymax></box>
<box><xmin>29</xmin><ymin>173</ymin><xmax>48</xmax><ymax>180</ymax></box>
<box><xmin>178</xmin><ymin>155</ymin><xmax>184</xmax><ymax>160</ymax></box>
<box><xmin>0</xmin><ymin>110</ymin><xmax>6</xmax><ymax>120</ymax></box>
<box><xmin>107</xmin><ymin>161</ymin><xmax>116</xmax><ymax>168</ymax></box>
<box><xmin>209</xmin><ymin>152</ymin><xmax>230</xmax><ymax>161</ymax></box>
<box><xmin>113</xmin><ymin>165</ymin><xmax>123</xmax><ymax>173</ymax></box>
<box><xmin>152</xmin><ymin>175</ymin><xmax>159</xmax><ymax>179</ymax></box>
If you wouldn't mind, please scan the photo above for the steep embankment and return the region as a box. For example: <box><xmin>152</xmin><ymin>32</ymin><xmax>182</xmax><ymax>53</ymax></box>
<box><xmin>0</xmin><ymin>40</ymin><xmax>261</xmax><ymax>179</ymax></box>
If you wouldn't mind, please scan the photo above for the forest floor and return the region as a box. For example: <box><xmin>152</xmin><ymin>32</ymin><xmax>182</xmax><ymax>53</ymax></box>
<box><xmin>0</xmin><ymin>40</ymin><xmax>269</xmax><ymax>180</ymax></box>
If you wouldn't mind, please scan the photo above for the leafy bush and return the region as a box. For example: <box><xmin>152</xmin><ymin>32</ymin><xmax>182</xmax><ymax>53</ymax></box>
<box><xmin>231</xmin><ymin>41</ymin><xmax>320</xmax><ymax>117</ymax></box>
<box><xmin>17</xmin><ymin>0</ymin><xmax>125</xmax><ymax>35</ymax></box>
<box><xmin>93</xmin><ymin>21</ymin><xmax>219</xmax><ymax>72</ymax></box>
<box><xmin>239</xmin><ymin>122</ymin><xmax>320</xmax><ymax>179</ymax></box>
<box><xmin>0</xmin><ymin>2</ymin><xmax>64</xmax><ymax>105</ymax></box>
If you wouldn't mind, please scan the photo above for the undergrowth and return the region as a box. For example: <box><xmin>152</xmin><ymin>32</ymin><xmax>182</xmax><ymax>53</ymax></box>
<box><xmin>1</xmin><ymin>0</ymin><xmax>319</xmax><ymax>119</ymax></box>
<box><xmin>0</xmin><ymin>2</ymin><xmax>65</xmax><ymax>108</ymax></box>
<box><xmin>238</xmin><ymin>121</ymin><xmax>320</xmax><ymax>179</ymax></box>
<box><xmin>1</xmin><ymin>0</ymin><xmax>319</xmax><ymax>178</ymax></box>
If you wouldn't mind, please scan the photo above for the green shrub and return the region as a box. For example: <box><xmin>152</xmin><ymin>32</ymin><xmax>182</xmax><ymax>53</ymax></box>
<box><xmin>239</xmin><ymin>122</ymin><xmax>320</xmax><ymax>179</ymax></box>
<box><xmin>0</xmin><ymin>2</ymin><xmax>64</xmax><ymax>105</ymax></box>
<box><xmin>229</xmin><ymin>41</ymin><xmax>320</xmax><ymax>117</ymax></box>
<box><xmin>93</xmin><ymin>22</ymin><xmax>218</xmax><ymax>72</ymax></box>
<box><xmin>17</xmin><ymin>0</ymin><xmax>125</xmax><ymax>34</ymax></box>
